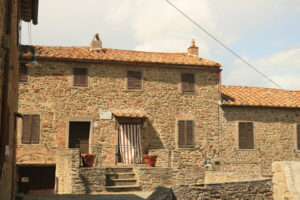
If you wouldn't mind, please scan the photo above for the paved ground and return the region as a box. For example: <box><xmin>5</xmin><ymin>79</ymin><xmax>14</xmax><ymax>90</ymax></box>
<box><xmin>20</xmin><ymin>192</ymin><xmax>152</xmax><ymax>200</ymax></box>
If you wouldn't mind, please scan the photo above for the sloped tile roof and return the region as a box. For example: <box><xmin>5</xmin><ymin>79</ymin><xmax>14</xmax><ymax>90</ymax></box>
<box><xmin>221</xmin><ymin>86</ymin><xmax>300</xmax><ymax>108</ymax></box>
<box><xmin>23</xmin><ymin>46</ymin><xmax>221</xmax><ymax>67</ymax></box>
<box><xmin>113</xmin><ymin>112</ymin><xmax>149</xmax><ymax>118</ymax></box>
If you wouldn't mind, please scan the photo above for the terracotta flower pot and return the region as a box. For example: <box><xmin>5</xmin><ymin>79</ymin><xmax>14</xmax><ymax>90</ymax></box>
<box><xmin>81</xmin><ymin>154</ymin><xmax>96</xmax><ymax>167</ymax></box>
<box><xmin>143</xmin><ymin>154</ymin><xmax>157</xmax><ymax>167</ymax></box>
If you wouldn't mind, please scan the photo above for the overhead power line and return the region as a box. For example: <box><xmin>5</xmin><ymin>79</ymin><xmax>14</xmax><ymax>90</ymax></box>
<box><xmin>165</xmin><ymin>0</ymin><xmax>284</xmax><ymax>90</ymax></box>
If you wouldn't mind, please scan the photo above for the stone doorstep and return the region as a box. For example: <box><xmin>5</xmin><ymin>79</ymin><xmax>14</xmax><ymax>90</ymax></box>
<box><xmin>107</xmin><ymin>179</ymin><xmax>137</xmax><ymax>186</ymax></box>
<box><xmin>105</xmin><ymin>185</ymin><xmax>142</xmax><ymax>192</ymax></box>
<box><xmin>106</xmin><ymin>173</ymin><xmax>136</xmax><ymax>179</ymax></box>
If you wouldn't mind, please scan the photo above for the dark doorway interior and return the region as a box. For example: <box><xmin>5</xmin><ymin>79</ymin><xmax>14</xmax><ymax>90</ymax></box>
<box><xmin>69</xmin><ymin>122</ymin><xmax>90</xmax><ymax>154</ymax></box>
<box><xmin>18</xmin><ymin>165</ymin><xmax>55</xmax><ymax>194</ymax></box>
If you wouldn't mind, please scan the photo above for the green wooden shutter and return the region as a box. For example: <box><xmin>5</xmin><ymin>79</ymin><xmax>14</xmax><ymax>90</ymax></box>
<box><xmin>30</xmin><ymin>115</ymin><xmax>40</xmax><ymax>144</ymax></box>
<box><xmin>22</xmin><ymin>115</ymin><xmax>31</xmax><ymax>144</ymax></box>
<box><xmin>186</xmin><ymin>120</ymin><xmax>194</xmax><ymax>147</ymax></box>
<box><xmin>178</xmin><ymin>121</ymin><xmax>186</xmax><ymax>147</ymax></box>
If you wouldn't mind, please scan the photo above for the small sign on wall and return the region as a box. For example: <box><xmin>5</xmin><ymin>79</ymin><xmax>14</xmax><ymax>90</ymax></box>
<box><xmin>99</xmin><ymin>111</ymin><xmax>112</xmax><ymax>120</ymax></box>
<box><xmin>21</xmin><ymin>177</ymin><xmax>29</xmax><ymax>182</ymax></box>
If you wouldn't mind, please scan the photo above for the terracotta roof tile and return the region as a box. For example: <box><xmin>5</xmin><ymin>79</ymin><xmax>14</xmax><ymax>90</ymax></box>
<box><xmin>23</xmin><ymin>46</ymin><xmax>221</xmax><ymax>67</ymax></box>
<box><xmin>113</xmin><ymin>112</ymin><xmax>149</xmax><ymax>118</ymax></box>
<box><xmin>221</xmin><ymin>86</ymin><xmax>300</xmax><ymax>108</ymax></box>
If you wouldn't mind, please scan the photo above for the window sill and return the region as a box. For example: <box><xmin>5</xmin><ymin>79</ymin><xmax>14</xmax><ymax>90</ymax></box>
<box><xmin>235</xmin><ymin>148</ymin><xmax>256</xmax><ymax>151</ymax></box>
<box><xmin>177</xmin><ymin>147</ymin><xmax>196</xmax><ymax>150</ymax></box>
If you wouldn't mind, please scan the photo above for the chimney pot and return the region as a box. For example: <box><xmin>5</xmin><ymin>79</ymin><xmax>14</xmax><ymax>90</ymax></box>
<box><xmin>90</xmin><ymin>33</ymin><xmax>102</xmax><ymax>50</ymax></box>
<box><xmin>188</xmin><ymin>39</ymin><xmax>199</xmax><ymax>56</ymax></box>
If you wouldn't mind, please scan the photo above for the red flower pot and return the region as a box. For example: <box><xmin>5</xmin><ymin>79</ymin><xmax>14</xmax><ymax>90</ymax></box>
<box><xmin>143</xmin><ymin>154</ymin><xmax>157</xmax><ymax>167</ymax></box>
<box><xmin>81</xmin><ymin>154</ymin><xmax>96</xmax><ymax>167</ymax></box>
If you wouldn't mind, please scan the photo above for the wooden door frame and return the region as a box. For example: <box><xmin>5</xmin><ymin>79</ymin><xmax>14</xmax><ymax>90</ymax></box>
<box><xmin>66</xmin><ymin>117</ymin><xmax>93</xmax><ymax>154</ymax></box>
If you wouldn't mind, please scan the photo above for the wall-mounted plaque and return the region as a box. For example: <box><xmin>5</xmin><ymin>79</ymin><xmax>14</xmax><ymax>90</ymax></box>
<box><xmin>99</xmin><ymin>111</ymin><xmax>112</xmax><ymax>120</ymax></box>
<box><xmin>21</xmin><ymin>177</ymin><xmax>29</xmax><ymax>182</ymax></box>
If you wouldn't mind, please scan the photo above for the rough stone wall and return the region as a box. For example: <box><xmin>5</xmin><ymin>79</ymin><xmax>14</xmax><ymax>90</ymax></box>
<box><xmin>205</xmin><ymin>107</ymin><xmax>300</xmax><ymax>183</ymax></box>
<box><xmin>56</xmin><ymin>148</ymin><xmax>106</xmax><ymax>194</ymax></box>
<box><xmin>137</xmin><ymin>167</ymin><xmax>172</xmax><ymax>191</ymax></box>
<box><xmin>0</xmin><ymin>0</ymin><xmax>21</xmax><ymax>199</ymax></box>
<box><xmin>17</xmin><ymin>61</ymin><xmax>220</xmax><ymax>179</ymax></box>
<box><xmin>173</xmin><ymin>179</ymin><xmax>273</xmax><ymax>200</ymax></box>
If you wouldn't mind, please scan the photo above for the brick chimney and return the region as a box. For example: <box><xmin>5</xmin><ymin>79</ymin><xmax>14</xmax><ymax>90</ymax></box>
<box><xmin>188</xmin><ymin>39</ymin><xmax>198</xmax><ymax>56</ymax></box>
<box><xmin>90</xmin><ymin>33</ymin><xmax>102</xmax><ymax>50</ymax></box>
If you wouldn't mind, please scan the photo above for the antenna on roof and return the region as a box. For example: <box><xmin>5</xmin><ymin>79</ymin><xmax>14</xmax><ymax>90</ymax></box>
<box><xmin>90</xmin><ymin>33</ymin><xmax>102</xmax><ymax>50</ymax></box>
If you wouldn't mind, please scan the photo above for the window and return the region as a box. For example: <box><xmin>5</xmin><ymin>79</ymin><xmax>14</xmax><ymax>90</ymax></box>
<box><xmin>181</xmin><ymin>73</ymin><xmax>195</xmax><ymax>92</ymax></box>
<box><xmin>127</xmin><ymin>71</ymin><xmax>141</xmax><ymax>89</ymax></box>
<box><xmin>178</xmin><ymin>120</ymin><xmax>194</xmax><ymax>148</ymax></box>
<box><xmin>73</xmin><ymin>68</ymin><xmax>88</xmax><ymax>87</ymax></box>
<box><xmin>22</xmin><ymin>115</ymin><xmax>40</xmax><ymax>144</ymax></box>
<box><xmin>238</xmin><ymin>122</ymin><xmax>254</xmax><ymax>149</ymax></box>
<box><xmin>297</xmin><ymin>124</ymin><xmax>300</xmax><ymax>150</ymax></box>
<box><xmin>19</xmin><ymin>63</ymin><xmax>28</xmax><ymax>82</ymax></box>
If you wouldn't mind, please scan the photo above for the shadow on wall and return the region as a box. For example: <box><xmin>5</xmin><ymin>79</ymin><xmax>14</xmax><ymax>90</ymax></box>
<box><xmin>142</xmin><ymin>119</ymin><xmax>164</xmax><ymax>153</ymax></box>
<box><xmin>78</xmin><ymin>174</ymin><xmax>91</xmax><ymax>194</ymax></box>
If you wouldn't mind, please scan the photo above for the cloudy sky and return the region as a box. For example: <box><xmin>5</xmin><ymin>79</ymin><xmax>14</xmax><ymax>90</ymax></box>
<box><xmin>21</xmin><ymin>0</ymin><xmax>300</xmax><ymax>90</ymax></box>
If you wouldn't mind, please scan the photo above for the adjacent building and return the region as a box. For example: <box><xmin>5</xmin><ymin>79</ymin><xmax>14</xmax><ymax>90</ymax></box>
<box><xmin>0</xmin><ymin>0</ymin><xmax>39</xmax><ymax>199</ymax></box>
<box><xmin>16</xmin><ymin>36</ymin><xmax>300</xmax><ymax>194</ymax></box>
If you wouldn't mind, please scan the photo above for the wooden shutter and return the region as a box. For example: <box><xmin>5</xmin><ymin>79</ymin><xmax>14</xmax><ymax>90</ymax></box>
<box><xmin>31</xmin><ymin>115</ymin><xmax>40</xmax><ymax>144</ymax></box>
<box><xmin>22</xmin><ymin>115</ymin><xmax>31</xmax><ymax>144</ymax></box>
<box><xmin>127</xmin><ymin>71</ymin><xmax>141</xmax><ymax>89</ymax></box>
<box><xmin>186</xmin><ymin>120</ymin><xmax>194</xmax><ymax>147</ymax></box>
<box><xmin>74</xmin><ymin>68</ymin><xmax>87</xmax><ymax>86</ymax></box>
<box><xmin>297</xmin><ymin>124</ymin><xmax>300</xmax><ymax>150</ymax></box>
<box><xmin>181</xmin><ymin>73</ymin><xmax>195</xmax><ymax>92</ymax></box>
<box><xmin>19</xmin><ymin>63</ymin><xmax>28</xmax><ymax>82</ymax></box>
<box><xmin>178</xmin><ymin>121</ymin><xmax>185</xmax><ymax>148</ymax></box>
<box><xmin>239</xmin><ymin>122</ymin><xmax>254</xmax><ymax>149</ymax></box>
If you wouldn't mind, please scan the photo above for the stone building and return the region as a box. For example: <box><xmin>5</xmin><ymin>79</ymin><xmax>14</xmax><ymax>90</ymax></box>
<box><xmin>0</xmin><ymin>0</ymin><xmax>39</xmax><ymax>199</ymax></box>
<box><xmin>16</xmin><ymin>36</ymin><xmax>300</xmax><ymax>194</ymax></box>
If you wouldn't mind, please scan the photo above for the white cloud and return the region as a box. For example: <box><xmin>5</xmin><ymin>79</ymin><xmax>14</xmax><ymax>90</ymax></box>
<box><xmin>224</xmin><ymin>47</ymin><xmax>300</xmax><ymax>90</ymax></box>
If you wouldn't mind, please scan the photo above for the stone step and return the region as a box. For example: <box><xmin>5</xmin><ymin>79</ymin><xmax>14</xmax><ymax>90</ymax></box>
<box><xmin>106</xmin><ymin>173</ymin><xmax>136</xmax><ymax>179</ymax></box>
<box><xmin>106</xmin><ymin>167</ymin><xmax>133</xmax><ymax>173</ymax></box>
<box><xmin>106</xmin><ymin>179</ymin><xmax>137</xmax><ymax>186</ymax></box>
<box><xmin>105</xmin><ymin>185</ymin><xmax>141</xmax><ymax>192</ymax></box>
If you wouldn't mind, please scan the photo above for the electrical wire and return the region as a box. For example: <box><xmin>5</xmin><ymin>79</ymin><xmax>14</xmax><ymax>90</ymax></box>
<box><xmin>165</xmin><ymin>0</ymin><xmax>285</xmax><ymax>90</ymax></box>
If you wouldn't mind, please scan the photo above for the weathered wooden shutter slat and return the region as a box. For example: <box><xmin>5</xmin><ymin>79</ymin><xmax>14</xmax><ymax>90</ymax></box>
<box><xmin>238</xmin><ymin>122</ymin><xmax>247</xmax><ymax>149</ymax></box>
<box><xmin>127</xmin><ymin>71</ymin><xmax>141</xmax><ymax>89</ymax></box>
<box><xmin>178</xmin><ymin>121</ymin><xmax>185</xmax><ymax>148</ymax></box>
<box><xmin>31</xmin><ymin>115</ymin><xmax>40</xmax><ymax>144</ymax></box>
<box><xmin>246</xmin><ymin>122</ymin><xmax>254</xmax><ymax>149</ymax></box>
<box><xmin>297</xmin><ymin>124</ymin><xmax>300</xmax><ymax>150</ymax></box>
<box><xmin>22</xmin><ymin>115</ymin><xmax>31</xmax><ymax>144</ymax></box>
<box><xmin>181</xmin><ymin>73</ymin><xmax>195</xmax><ymax>92</ymax></box>
<box><xmin>74</xmin><ymin>68</ymin><xmax>87</xmax><ymax>86</ymax></box>
<box><xmin>186</xmin><ymin>120</ymin><xmax>194</xmax><ymax>146</ymax></box>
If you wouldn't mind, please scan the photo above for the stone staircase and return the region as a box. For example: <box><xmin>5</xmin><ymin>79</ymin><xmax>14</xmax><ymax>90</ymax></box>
<box><xmin>105</xmin><ymin>167</ymin><xmax>141</xmax><ymax>192</ymax></box>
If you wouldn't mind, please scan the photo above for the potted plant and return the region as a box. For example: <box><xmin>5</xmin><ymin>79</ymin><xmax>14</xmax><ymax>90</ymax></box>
<box><xmin>81</xmin><ymin>154</ymin><xmax>96</xmax><ymax>167</ymax></box>
<box><xmin>143</xmin><ymin>154</ymin><xmax>158</xmax><ymax>167</ymax></box>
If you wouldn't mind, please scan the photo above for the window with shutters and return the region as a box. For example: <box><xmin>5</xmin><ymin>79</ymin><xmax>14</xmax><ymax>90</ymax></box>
<box><xmin>22</xmin><ymin>115</ymin><xmax>40</xmax><ymax>144</ymax></box>
<box><xmin>238</xmin><ymin>122</ymin><xmax>254</xmax><ymax>149</ymax></box>
<box><xmin>73</xmin><ymin>68</ymin><xmax>88</xmax><ymax>87</ymax></box>
<box><xmin>181</xmin><ymin>73</ymin><xmax>195</xmax><ymax>92</ymax></box>
<box><xmin>19</xmin><ymin>63</ymin><xmax>28</xmax><ymax>82</ymax></box>
<box><xmin>297</xmin><ymin>124</ymin><xmax>300</xmax><ymax>150</ymax></box>
<box><xmin>127</xmin><ymin>71</ymin><xmax>142</xmax><ymax>89</ymax></box>
<box><xmin>178</xmin><ymin>120</ymin><xmax>194</xmax><ymax>148</ymax></box>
